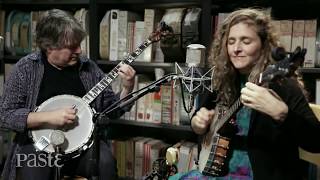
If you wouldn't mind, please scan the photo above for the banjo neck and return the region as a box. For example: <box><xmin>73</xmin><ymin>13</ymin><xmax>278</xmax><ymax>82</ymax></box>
<box><xmin>212</xmin><ymin>98</ymin><xmax>242</xmax><ymax>132</ymax></box>
<box><xmin>81</xmin><ymin>38</ymin><xmax>153</xmax><ymax>105</ymax></box>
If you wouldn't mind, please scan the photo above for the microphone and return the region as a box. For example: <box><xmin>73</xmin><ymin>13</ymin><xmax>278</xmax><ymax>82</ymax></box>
<box><xmin>175</xmin><ymin>44</ymin><xmax>214</xmax><ymax>112</ymax></box>
<box><xmin>49</xmin><ymin>130</ymin><xmax>65</xmax><ymax>151</ymax></box>
<box><xmin>49</xmin><ymin>130</ymin><xmax>65</xmax><ymax>180</ymax></box>
<box><xmin>175</xmin><ymin>44</ymin><xmax>214</xmax><ymax>94</ymax></box>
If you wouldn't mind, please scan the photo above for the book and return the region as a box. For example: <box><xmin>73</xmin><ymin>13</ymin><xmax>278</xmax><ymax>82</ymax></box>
<box><xmin>125</xmin><ymin>137</ymin><xmax>143</xmax><ymax>178</ymax></box>
<box><xmin>279</xmin><ymin>20</ymin><xmax>293</xmax><ymax>51</ymax></box>
<box><xmin>172</xmin><ymin>82</ymin><xmax>181</xmax><ymax>125</ymax></box>
<box><xmin>74</xmin><ymin>8</ymin><xmax>90</xmax><ymax>58</ymax></box>
<box><xmin>113</xmin><ymin>139</ymin><xmax>127</xmax><ymax>177</ymax></box>
<box><xmin>134</xmin><ymin>137</ymin><xmax>152</xmax><ymax>179</ymax></box>
<box><xmin>143</xmin><ymin>9</ymin><xmax>163</xmax><ymax>62</ymax></box>
<box><xmin>303</xmin><ymin>19</ymin><xmax>317</xmax><ymax>68</ymax></box>
<box><xmin>152</xmin><ymin>88</ymin><xmax>162</xmax><ymax>124</ymax></box>
<box><xmin>127</xmin><ymin>75</ymin><xmax>139</xmax><ymax>121</ymax></box>
<box><xmin>143</xmin><ymin>139</ymin><xmax>162</xmax><ymax>175</ymax></box>
<box><xmin>127</xmin><ymin>22</ymin><xmax>135</xmax><ymax>55</ymax></box>
<box><xmin>161</xmin><ymin>82</ymin><xmax>173</xmax><ymax>124</ymax></box>
<box><xmin>136</xmin><ymin>81</ymin><xmax>148</xmax><ymax>122</ymax></box>
<box><xmin>118</xmin><ymin>10</ymin><xmax>141</xmax><ymax>60</ymax></box>
<box><xmin>177</xmin><ymin>141</ymin><xmax>195</xmax><ymax>173</ymax></box>
<box><xmin>291</xmin><ymin>20</ymin><xmax>305</xmax><ymax>52</ymax></box>
<box><xmin>271</xmin><ymin>20</ymin><xmax>281</xmax><ymax>38</ymax></box>
<box><xmin>134</xmin><ymin>21</ymin><xmax>145</xmax><ymax>62</ymax></box>
<box><xmin>109</xmin><ymin>9</ymin><xmax>119</xmax><ymax>61</ymax></box>
<box><xmin>99</xmin><ymin>10</ymin><xmax>111</xmax><ymax>60</ymax></box>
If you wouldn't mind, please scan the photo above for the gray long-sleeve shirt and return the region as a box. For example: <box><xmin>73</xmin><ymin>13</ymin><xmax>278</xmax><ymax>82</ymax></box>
<box><xmin>0</xmin><ymin>51</ymin><xmax>126</xmax><ymax>180</ymax></box>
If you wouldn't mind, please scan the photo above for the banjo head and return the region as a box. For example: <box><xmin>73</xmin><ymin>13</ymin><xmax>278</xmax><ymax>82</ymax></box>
<box><xmin>31</xmin><ymin>95</ymin><xmax>94</xmax><ymax>157</ymax></box>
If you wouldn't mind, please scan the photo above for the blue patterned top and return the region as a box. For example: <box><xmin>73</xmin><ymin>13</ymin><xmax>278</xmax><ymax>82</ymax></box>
<box><xmin>170</xmin><ymin>76</ymin><xmax>253</xmax><ymax>180</ymax></box>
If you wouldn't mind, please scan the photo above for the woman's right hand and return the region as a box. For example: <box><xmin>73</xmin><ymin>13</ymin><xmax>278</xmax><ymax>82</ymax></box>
<box><xmin>191</xmin><ymin>107</ymin><xmax>215</xmax><ymax>135</ymax></box>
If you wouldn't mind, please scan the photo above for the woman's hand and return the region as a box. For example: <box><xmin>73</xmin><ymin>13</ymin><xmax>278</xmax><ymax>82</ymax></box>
<box><xmin>240</xmin><ymin>82</ymin><xmax>288</xmax><ymax>122</ymax></box>
<box><xmin>191</xmin><ymin>107</ymin><xmax>215</xmax><ymax>135</ymax></box>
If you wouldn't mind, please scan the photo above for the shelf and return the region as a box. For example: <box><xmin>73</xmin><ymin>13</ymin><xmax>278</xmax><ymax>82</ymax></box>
<box><xmin>107</xmin><ymin>119</ymin><xmax>197</xmax><ymax>143</ymax></box>
<box><xmin>109</xmin><ymin>119</ymin><xmax>192</xmax><ymax>132</ymax></box>
<box><xmin>96</xmin><ymin>0</ymin><xmax>199</xmax><ymax>7</ymax></box>
<box><xmin>299</xmin><ymin>68</ymin><xmax>320</xmax><ymax>74</ymax></box>
<box><xmin>97</xmin><ymin>60</ymin><xmax>186</xmax><ymax>74</ymax></box>
<box><xmin>1</xmin><ymin>0</ymin><xmax>89</xmax><ymax>5</ymax></box>
<box><xmin>3</xmin><ymin>55</ymin><xmax>21</xmax><ymax>64</ymax></box>
<box><xmin>0</xmin><ymin>0</ymin><xmax>89</xmax><ymax>10</ymax></box>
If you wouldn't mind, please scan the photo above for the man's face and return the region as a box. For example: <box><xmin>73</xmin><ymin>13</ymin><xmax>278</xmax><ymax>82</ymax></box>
<box><xmin>47</xmin><ymin>46</ymin><xmax>81</xmax><ymax>69</ymax></box>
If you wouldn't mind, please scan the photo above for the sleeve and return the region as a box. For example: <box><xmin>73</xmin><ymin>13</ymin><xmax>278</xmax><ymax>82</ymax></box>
<box><xmin>191</xmin><ymin>89</ymin><xmax>218</xmax><ymax>117</ymax></box>
<box><xmin>272</xmin><ymin>78</ymin><xmax>320</xmax><ymax>152</ymax></box>
<box><xmin>0</xmin><ymin>64</ymin><xmax>31</xmax><ymax>132</ymax></box>
<box><xmin>190</xmin><ymin>89</ymin><xmax>218</xmax><ymax>132</ymax></box>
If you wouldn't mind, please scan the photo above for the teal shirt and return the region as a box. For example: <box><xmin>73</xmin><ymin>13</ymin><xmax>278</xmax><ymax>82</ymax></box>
<box><xmin>170</xmin><ymin>76</ymin><xmax>253</xmax><ymax>180</ymax></box>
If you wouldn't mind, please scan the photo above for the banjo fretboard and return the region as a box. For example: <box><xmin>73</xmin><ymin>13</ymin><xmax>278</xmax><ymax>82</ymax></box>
<box><xmin>82</xmin><ymin>39</ymin><xmax>152</xmax><ymax>104</ymax></box>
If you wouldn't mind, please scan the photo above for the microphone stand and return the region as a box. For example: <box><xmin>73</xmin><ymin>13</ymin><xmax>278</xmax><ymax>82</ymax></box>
<box><xmin>90</xmin><ymin>74</ymin><xmax>177</xmax><ymax>180</ymax></box>
<box><xmin>54</xmin><ymin>146</ymin><xmax>61</xmax><ymax>180</ymax></box>
<box><xmin>90</xmin><ymin>113</ymin><xmax>102</xmax><ymax>180</ymax></box>
<box><xmin>50</xmin><ymin>130</ymin><xmax>65</xmax><ymax>180</ymax></box>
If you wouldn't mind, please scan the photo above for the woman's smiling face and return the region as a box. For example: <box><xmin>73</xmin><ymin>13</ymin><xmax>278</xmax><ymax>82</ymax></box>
<box><xmin>227</xmin><ymin>22</ymin><xmax>262</xmax><ymax>74</ymax></box>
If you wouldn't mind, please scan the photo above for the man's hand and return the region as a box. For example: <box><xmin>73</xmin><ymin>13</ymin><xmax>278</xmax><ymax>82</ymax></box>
<box><xmin>27</xmin><ymin>106</ymin><xmax>77</xmax><ymax>128</ymax></box>
<box><xmin>118</xmin><ymin>64</ymin><xmax>136</xmax><ymax>98</ymax></box>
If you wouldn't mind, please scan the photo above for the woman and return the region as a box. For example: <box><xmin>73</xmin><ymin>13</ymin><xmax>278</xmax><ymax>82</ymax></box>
<box><xmin>171</xmin><ymin>8</ymin><xmax>320</xmax><ymax>180</ymax></box>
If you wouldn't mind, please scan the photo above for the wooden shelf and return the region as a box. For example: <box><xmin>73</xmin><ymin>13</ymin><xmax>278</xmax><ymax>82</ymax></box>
<box><xmin>97</xmin><ymin>60</ymin><xmax>186</xmax><ymax>74</ymax></box>
<box><xmin>107</xmin><ymin>119</ymin><xmax>196</xmax><ymax>143</ymax></box>
<box><xmin>1</xmin><ymin>0</ymin><xmax>89</xmax><ymax>5</ymax></box>
<box><xmin>3</xmin><ymin>55</ymin><xmax>21</xmax><ymax>64</ymax></box>
<box><xmin>0</xmin><ymin>0</ymin><xmax>89</xmax><ymax>11</ymax></box>
<box><xmin>299</xmin><ymin>68</ymin><xmax>320</xmax><ymax>74</ymax></box>
<box><xmin>109</xmin><ymin>119</ymin><xmax>192</xmax><ymax>132</ymax></box>
<box><xmin>96</xmin><ymin>0</ymin><xmax>199</xmax><ymax>7</ymax></box>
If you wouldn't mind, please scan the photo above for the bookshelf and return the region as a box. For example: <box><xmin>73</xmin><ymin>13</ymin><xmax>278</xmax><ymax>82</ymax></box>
<box><xmin>2</xmin><ymin>0</ymin><xmax>320</xmax><ymax>179</ymax></box>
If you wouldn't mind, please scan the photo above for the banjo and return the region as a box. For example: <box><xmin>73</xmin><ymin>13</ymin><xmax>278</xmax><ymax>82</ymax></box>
<box><xmin>198</xmin><ymin>46</ymin><xmax>306</xmax><ymax>177</ymax></box>
<box><xmin>30</xmin><ymin>21</ymin><xmax>172</xmax><ymax>159</ymax></box>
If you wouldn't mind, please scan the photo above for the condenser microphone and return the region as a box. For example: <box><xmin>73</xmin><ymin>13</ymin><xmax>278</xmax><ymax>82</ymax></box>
<box><xmin>49</xmin><ymin>130</ymin><xmax>65</xmax><ymax>149</ymax></box>
<box><xmin>175</xmin><ymin>44</ymin><xmax>214</xmax><ymax>112</ymax></box>
<box><xmin>175</xmin><ymin>44</ymin><xmax>214</xmax><ymax>94</ymax></box>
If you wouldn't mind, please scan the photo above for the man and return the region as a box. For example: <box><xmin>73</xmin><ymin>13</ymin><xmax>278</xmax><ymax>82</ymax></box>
<box><xmin>0</xmin><ymin>9</ymin><xmax>135</xmax><ymax>180</ymax></box>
